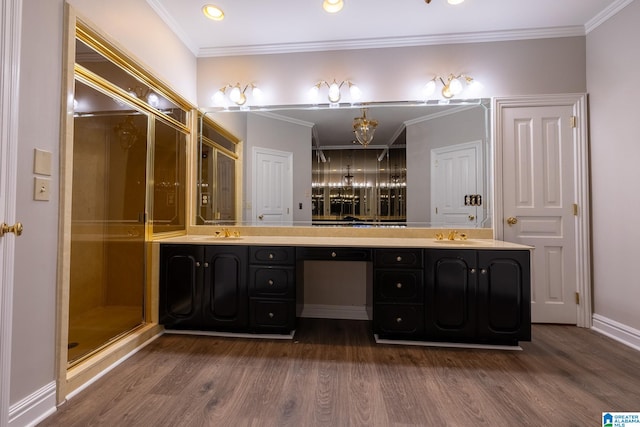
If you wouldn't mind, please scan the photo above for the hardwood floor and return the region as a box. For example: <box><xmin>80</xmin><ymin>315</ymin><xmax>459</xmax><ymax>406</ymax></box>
<box><xmin>40</xmin><ymin>319</ymin><xmax>640</xmax><ymax>426</ymax></box>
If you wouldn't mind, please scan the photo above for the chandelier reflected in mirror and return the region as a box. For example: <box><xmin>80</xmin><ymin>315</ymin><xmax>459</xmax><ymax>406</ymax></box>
<box><xmin>352</xmin><ymin>108</ymin><xmax>378</xmax><ymax>147</ymax></box>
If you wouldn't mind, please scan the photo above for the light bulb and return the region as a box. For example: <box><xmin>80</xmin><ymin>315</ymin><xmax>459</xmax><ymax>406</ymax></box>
<box><xmin>229</xmin><ymin>86</ymin><xmax>242</xmax><ymax>103</ymax></box>
<box><xmin>323</xmin><ymin>0</ymin><xmax>344</xmax><ymax>13</ymax></box>
<box><xmin>147</xmin><ymin>92</ymin><xmax>160</xmax><ymax>108</ymax></box>
<box><xmin>213</xmin><ymin>90</ymin><xmax>225</xmax><ymax>105</ymax></box>
<box><xmin>328</xmin><ymin>82</ymin><xmax>341</xmax><ymax>103</ymax></box>
<box><xmin>423</xmin><ymin>79</ymin><xmax>436</xmax><ymax>99</ymax></box>
<box><xmin>349</xmin><ymin>84</ymin><xmax>362</xmax><ymax>101</ymax></box>
<box><xmin>202</xmin><ymin>5</ymin><xmax>224</xmax><ymax>21</ymax></box>
<box><xmin>251</xmin><ymin>86</ymin><xmax>264</xmax><ymax>104</ymax></box>
<box><xmin>309</xmin><ymin>85</ymin><xmax>320</xmax><ymax>103</ymax></box>
<box><xmin>449</xmin><ymin>77</ymin><xmax>463</xmax><ymax>95</ymax></box>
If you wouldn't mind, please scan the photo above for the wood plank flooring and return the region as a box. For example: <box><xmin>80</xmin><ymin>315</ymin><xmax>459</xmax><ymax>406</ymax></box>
<box><xmin>39</xmin><ymin>319</ymin><xmax>640</xmax><ymax>426</ymax></box>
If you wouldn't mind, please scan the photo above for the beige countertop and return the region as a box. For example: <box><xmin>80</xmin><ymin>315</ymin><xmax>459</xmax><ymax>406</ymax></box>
<box><xmin>156</xmin><ymin>234</ymin><xmax>532</xmax><ymax>250</ymax></box>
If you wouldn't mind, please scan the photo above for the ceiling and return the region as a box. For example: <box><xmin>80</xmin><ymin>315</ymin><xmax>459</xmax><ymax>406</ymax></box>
<box><xmin>147</xmin><ymin>0</ymin><xmax>626</xmax><ymax>57</ymax></box>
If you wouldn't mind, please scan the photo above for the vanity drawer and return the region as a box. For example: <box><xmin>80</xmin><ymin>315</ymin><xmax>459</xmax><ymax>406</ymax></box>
<box><xmin>296</xmin><ymin>247</ymin><xmax>372</xmax><ymax>261</ymax></box>
<box><xmin>374</xmin><ymin>270</ymin><xmax>424</xmax><ymax>303</ymax></box>
<box><xmin>249</xmin><ymin>299</ymin><xmax>296</xmax><ymax>332</ymax></box>
<box><xmin>374</xmin><ymin>249</ymin><xmax>423</xmax><ymax>269</ymax></box>
<box><xmin>374</xmin><ymin>303</ymin><xmax>424</xmax><ymax>337</ymax></box>
<box><xmin>249</xmin><ymin>266</ymin><xmax>295</xmax><ymax>298</ymax></box>
<box><xmin>250</xmin><ymin>246</ymin><xmax>296</xmax><ymax>265</ymax></box>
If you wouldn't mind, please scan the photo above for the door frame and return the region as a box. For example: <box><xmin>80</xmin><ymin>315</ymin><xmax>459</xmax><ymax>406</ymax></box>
<box><xmin>1</xmin><ymin>0</ymin><xmax>22</xmax><ymax>423</ymax></box>
<box><xmin>493</xmin><ymin>94</ymin><xmax>591</xmax><ymax>328</ymax></box>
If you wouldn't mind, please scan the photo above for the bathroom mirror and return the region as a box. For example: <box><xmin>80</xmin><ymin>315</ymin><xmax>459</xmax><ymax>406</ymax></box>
<box><xmin>201</xmin><ymin>98</ymin><xmax>491</xmax><ymax>228</ymax></box>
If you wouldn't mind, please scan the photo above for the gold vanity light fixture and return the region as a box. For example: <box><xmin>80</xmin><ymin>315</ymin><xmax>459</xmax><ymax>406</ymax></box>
<box><xmin>422</xmin><ymin>73</ymin><xmax>478</xmax><ymax>100</ymax></box>
<box><xmin>202</xmin><ymin>5</ymin><xmax>225</xmax><ymax>21</ymax></box>
<box><xmin>323</xmin><ymin>0</ymin><xmax>344</xmax><ymax>13</ymax></box>
<box><xmin>127</xmin><ymin>86</ymin><xmax>161</xmax><ymax>108</ymax></box>
<box><xmin>213</xmin><ymin>83</ymin><xmax>263</xmax><ymax>107</ymax></box>
<box><xmin>353</xmin><ymin>108</ymin><xmax>378</xmax><ymax>147</ymax></box>
<box><xmin>309</xmin><ymin>79</ymin><xmax>362</xmax><ymax>104</ymax></box>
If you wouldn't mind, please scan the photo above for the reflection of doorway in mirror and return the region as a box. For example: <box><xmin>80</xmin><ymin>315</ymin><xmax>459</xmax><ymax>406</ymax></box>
<box><xmin>430</xmin><ymin>140</ymin><xmax>484</xmax><ymax>226</ymax></box>
<box><xmin>253</xmin><ymin>147</ymin><xmax>293</xmax><ymax>224</ymax></box>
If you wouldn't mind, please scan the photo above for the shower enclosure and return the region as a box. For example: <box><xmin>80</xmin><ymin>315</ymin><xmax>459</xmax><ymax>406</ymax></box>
<box><xmin>68</xmin><ymin>82</ymin><xmax>148</xmax><ymax>363</ymax></box>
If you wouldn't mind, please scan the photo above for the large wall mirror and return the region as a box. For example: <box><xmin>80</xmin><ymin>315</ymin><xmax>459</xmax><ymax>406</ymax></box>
<box><xmin>200</xmin><ymin>98</ymin><xmax>492</xmax><ymax>228</ymax></box>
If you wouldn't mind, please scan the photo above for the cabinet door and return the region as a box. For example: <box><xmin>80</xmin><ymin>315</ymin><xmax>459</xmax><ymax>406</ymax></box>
<box><xmin>202</xmin><ymin>245</ymin><xmax>249</xmax><ymax>331</ymax></box>
<box><xmin>477</xmin><ymin>250</ymin><xmax>531</xmax><ymax>343</ymax></box>
<box><xmin>425</xmin><ymin>249</ymin><xmax>477</xmax><ymax>340</ymax></box>
<box><xmin>159</xmin><ymin>244</ymin><xmax>203</xmax><ymax>329</ymax></box>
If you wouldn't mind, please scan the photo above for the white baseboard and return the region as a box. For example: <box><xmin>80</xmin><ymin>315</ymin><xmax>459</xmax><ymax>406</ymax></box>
<box><xmin>300</xmin><ymin>304</ymin><xmax>370</xmax><ymax>320</ymax></box>
<box><xmin>592</xmin><ymin>314</ymin><xmax>640</xmax><ymax>352</ymax></box>
<box><xmin>8</xmin><ymin>381</ymin><xmax>56</xmax><ymax>427</ymax></box>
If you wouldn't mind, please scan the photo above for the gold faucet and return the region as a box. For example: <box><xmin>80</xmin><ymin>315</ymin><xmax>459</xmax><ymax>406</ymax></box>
<box><xmin>223</xmin><ymin>228</ymin><xmax>231</xmax><ymax>238</ymax></box>
<box><xmin>447</xmin><ymin>230</ymin><xmax>458</xmax><ymax>240</ymax></box>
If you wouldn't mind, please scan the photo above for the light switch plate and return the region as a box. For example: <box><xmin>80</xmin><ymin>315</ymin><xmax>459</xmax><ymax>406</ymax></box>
<box><xmin>34</xmin><ymin>177</ymin><xmax>51</xmax><ymax>201</ymax></box>
<box><xmin>34</xmin><ymin>148</ymin><xmax>52</xmax><ymax>176</ymax></box>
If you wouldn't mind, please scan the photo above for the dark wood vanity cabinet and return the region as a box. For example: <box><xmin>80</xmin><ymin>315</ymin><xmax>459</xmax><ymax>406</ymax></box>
<box><xmin>159</xmin><ymin>244</ymin><xmax>248</xmax><ymax>332</ymax></box>
<box><xmin>248</xmin><ymin>246</ymin><xmax>296</xmax><ymax>333</ymax></box>
<box><xmin>373</xmin><ymin>249</ymin><xmax>425</xmax><ymax>339</ymax></box>
<box><xmin>425</xmin><ymin>249</ymin><xmax>531</xmax><ymax>345</ymax></box>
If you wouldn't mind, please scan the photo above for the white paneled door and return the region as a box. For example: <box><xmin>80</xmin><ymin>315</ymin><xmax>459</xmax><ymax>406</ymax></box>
<box><xmin>501</xmin><ymin>105</ymin><xmax>578</xmax><ymax>324</ymax></box>
<box><xmin>253</xmin><ymin>147</ymin><xmax>293</xmax><ymax>224</ymax></box>
<box><xmin>431</xmin><ymin>140</ymin><xmax>484</xmax><ymax>226</ymax></box>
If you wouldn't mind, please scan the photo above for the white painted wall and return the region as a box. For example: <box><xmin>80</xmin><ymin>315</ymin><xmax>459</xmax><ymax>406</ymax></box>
<box><xmin>586</xmin><ymin>0</ymin><xmax>640</xmax><ymax>331</ymax></box>
<box><xmin>10</xmin><ymin>0</ymin><xmax>198</xmax><ymax>417</ymax></box>
<box><xmin>68</xmin><ymin>0</ymin><xmax>198</xmax><ymax>104</ymax></box>
<box><xmin>197</xmin><ymin>37</ymin><xmax>587</xmax><ymax>106</ymax></box>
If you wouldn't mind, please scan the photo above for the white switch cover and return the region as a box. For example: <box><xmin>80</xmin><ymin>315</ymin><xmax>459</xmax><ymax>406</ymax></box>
<box><xmin>34</xmin><ymin>177</ymin><xmax>51</xmax><ymax>201</ymax></box>
<box><xmin>34</xmin><ymin>149</ymin><xmax>52</xmax><ymax>176</ymax></box>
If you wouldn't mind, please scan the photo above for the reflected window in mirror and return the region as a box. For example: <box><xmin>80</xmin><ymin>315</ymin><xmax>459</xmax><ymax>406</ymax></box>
<box><xmin>197</xmin><ymin>113</ymin><xmax>241</xmax><ymax>224</ymax></box>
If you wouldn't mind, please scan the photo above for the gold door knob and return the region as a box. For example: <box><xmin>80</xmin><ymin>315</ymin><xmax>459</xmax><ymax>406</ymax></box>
<box><xmin>468</xmin><ymin>215</ymin><xmax>475</xmax><ymax>221</ymax></box>
<box><xmin>0</xmin><ymin>222</ymin><xmax>23</xmax><ymax>237</ymax></box>
<box><xmin>258</xmin><ymin>214</ymin><xmax>264</xmax><ymax>220</ymax></box>
<box><xmin>506</xmin><ymin>216</ymin><xmax>518</xmax><ymax>226</ymax></box>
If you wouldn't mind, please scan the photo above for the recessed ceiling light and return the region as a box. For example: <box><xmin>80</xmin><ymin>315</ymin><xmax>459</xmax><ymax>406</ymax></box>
<box><xmin>323</xmin><ymin>0</ymin><xmax>344</xmax><ymax>13</ymax></box>
<box><xmin>202</xmin><ymin>5</ymin><xmax>225</xmax><ymax>21</ymax></box>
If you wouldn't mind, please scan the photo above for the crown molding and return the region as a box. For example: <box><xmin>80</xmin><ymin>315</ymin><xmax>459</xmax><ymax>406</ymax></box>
<box><xmin>145</xmin><ymin>0</ymin><xmax>199</xmax><ymax>56</ymax></box>
<box><xmin>197</xmin><ymin>26</ymin><xmax>586</xmax><ymax>58</ymax></box>
<box><xmin>585</xmin><ymin>0</ymin><xmax>636</xmax><ymax>34</ymax></box>
<box><xmin>253</xmin><ymin>111</ymin><xmax>315</xmax><ymax>128</ymax></box>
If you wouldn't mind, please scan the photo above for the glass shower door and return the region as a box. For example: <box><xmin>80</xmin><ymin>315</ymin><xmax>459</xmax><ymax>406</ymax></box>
<box><xmin>68</xmin><ymin>81</ymin><xmax>147</xmax><ymax>364</ymax></box>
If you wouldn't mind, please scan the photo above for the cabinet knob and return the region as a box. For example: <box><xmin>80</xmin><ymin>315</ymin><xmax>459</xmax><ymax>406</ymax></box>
<box><xmin>396</xmin><ymin>256</ymin><xmax>402</xmax><ymax>262</ymax></box>
<box><xmin>481</xmin><ymin>269</ymin><xmax>487</xmax><ymax>275</ymax></box>
<box><xmin>268</xmin><ymin>312</ymin><xmax>275</xmax><ymax>318</ymax></box>
<box><xmin>396</xmin><ymin>282</ymin><xmax>403</xmax><ymax>289</ymax></box>
<box><xmin>268</xmin><ymin>279</ymin><xmax>274</xmax><ymax>286</ymax></box>
<box><xmin>268</xmin><ymin>253</ymin><xmax>274</xmax><ymax>259</ymax></box>
<box><xmin>396</xmin><ymin>317</ymin><xmax>403</xmax><ymax>323</ymax></box>
<box><xmin>470</xmin><ymin>268</ymin><xmax>476</xmax><ymax>274</ymax></box>
<box><xmin>195</xmin><ymin>261</ymin><xmax>201</xmax><ymax>267</ymax></box>
<box><xmin>331</xmin><ymin>252</ymin><xmax>337</xmax><ymax>258</ymax></box>
<box><xmin>203</xmin><ymin>262</ymin><xmax>209</xmax><ymax>268</ymax></box>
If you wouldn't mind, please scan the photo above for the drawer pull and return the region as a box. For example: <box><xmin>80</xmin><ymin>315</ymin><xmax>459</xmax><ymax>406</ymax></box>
<box><xmin>396</xmin><ymin>282</ymin><xmax>403</xmax><ymax>289</ymax></box>
<box><xmin>396</xmin><ymin>317</ymin><xmax>403</xmax><ymax>323</ymax></box>
<box><xmin>396</xmin><ymin>256</ymin><xmax>402</xmax><ymax>262</ymax></box>
<box><xmin>267</xmin><ymin>279</ymin><xmax>274</xmax><ymax>286</ymax></box>
<box><xmin>268</xmin><ymin>253</ymin><xmax>275</xmax><ymax>259</ymax></box>
<box><xmin>331</xmin><ymin>252</ymin><xmax>337</xmax><ymax>258</ymax></box>
<box><xmin>268</xmin><ymin>312</ymin><xmax>275</xmax><ymax>318</ymax></box>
